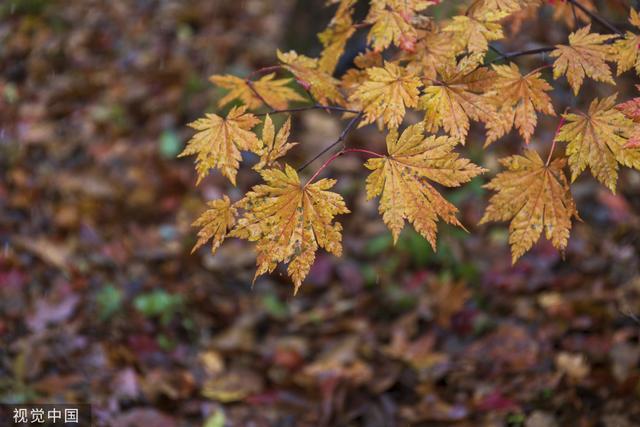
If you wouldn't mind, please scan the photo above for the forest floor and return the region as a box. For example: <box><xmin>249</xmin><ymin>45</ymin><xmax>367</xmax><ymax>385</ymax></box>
<box><xmin>1</xmin><ymin>1</ymin><xmax>640</xmax><ymax>426</ymax></box>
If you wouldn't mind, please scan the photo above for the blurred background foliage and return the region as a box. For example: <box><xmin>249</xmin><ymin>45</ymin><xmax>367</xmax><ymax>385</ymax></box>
<box><xmin>1</xmin><ymin>0</ymin><xmax>640</xmax><ymax>426</ymax></box>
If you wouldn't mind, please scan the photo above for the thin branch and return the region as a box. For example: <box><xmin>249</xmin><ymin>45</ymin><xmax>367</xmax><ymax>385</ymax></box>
<box><xmin>566</xmin><ymin>0</ymin><xmax>624</xmax><ymax>35</ymax></box>
<box><xmin>353</xmin><ymin>22</ymin><xmax>372</xmax><ymax>29</ymax></box>
<box><xmin>305</xmin><ymin>150</ymin><xmax>346</xmax><ymax>186</ymax></box>
<box><xmin>244</xmin><ymin>65</ymin><xmax>286</xmax><ymax>111</ymax></box>
<box><xmin>546</xmin><ymin>109</ymin><xmax>568</xmax><ymax>166</ymax></box>
<box><xmin>344</xmin><ymin>148</ymin><xmax>385</xmax><ymax>158</ymax></box>
<box><xmin>298</xmin><ymin>112</ymin><xmax>364</xmax><ymax>173</ymax></box>
<box><xmin>245</xmin><ymin>79</ymin><xmax>275</xmax><ymax>110</ymax></box>
<box><xmin>525</xmin><ymin>63</ymin><xmax>554</xmax><ymax>76</ymax></box>
<box><xmin>490</xmin><ymin>46</ymin><xmax>555</xmax><ymax>64</ymax></box>
<box><xmin>246</xmin><ymin>65</ymin><xmax>284</xmax><ymax>80</ymax></box>
<box><xmin>305</xmin><ymin>147</ymin><xmax>384</xmax><ymax>186</ymax></box>
<box><xmin>256</xmin><ymin>104</ymin><xmax>360</xmax><ymax>117</ymax></box>
<box><xmin>489</xmin><ymin>45</ymin><xmax>506</xmax><ymax>58</ymax></box>
<box><xmin>489</xmin><ymin>45</ymin><xmax>503</xmax><ymax>56</ymax></box>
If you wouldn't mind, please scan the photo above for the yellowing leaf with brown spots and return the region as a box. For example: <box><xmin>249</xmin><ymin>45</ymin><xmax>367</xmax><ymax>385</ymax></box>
<box><xmin>191</xmin><ymin>196</ymin><xmax>237</xmax><ymax>254</ymax></box>
<box><xmin>480</xmin><ymin>149</ymin><xmax>578</xmax><ymax>263</ymax></box>
<box><xmin>277</xmin><ymin>50</ymin><xmax>345</xmax><ymax>105</ymax></box>
<box><xmin>318</xmin><ymin>0</ymin><xmax>356</xmax><ymax>73</ymax></box>
<box><xmin>350</xmin><ymin>61</ymin><xmax>422</xmax><ymax>128</ymax></box>
<box><xmin>253</xmin><ymin>114</ymin><xmax>297</xmax><ymax>170</ymax></box>
<box><xmin>486</xmin><ymin>63</ymin><xmax>555</xmax><ymax>145</ymax></box>
<box><xmin>230</xmin><ymin>165</ymin><xmax>349</xmax><ymax>293</ymax></box>
<box><xmin>210</xmin><ymin>74</ymin><xmax>305</xmax><ymax>110</ymax></box>
<box><xmin>420</xmin><ymin>56</ymin><xmax>497</xmax><ymax>143</ymax></box>
<box><xmin>365</xmin><ymin>123</ymin><xmax>486</xmax><ymax>248</ymax></box>
<box><xmin>443</xmin><ymin>11</ymin><xmax>507</xmax><ymax>54</ymax></box>
<box><xmin>612</xmin><ymin>9</ymin><xmax>640</xmax><ymax>76</ymax></box>
<box><xmin>555</xmin><ymin>94</ymin><xmax>639</xmax><ymax>192</ymax></box>
<box><xmin>180</xmin><ymin>106</ymin><xmax>260</xmax><ymax>185</ymax></box>
<box><xmin>550</xmin><ymin>25</ymin><xmax>615</xmax><ymax>95</ymax></box>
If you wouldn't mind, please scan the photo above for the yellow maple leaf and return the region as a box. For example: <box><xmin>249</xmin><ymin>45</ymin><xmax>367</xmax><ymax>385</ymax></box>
<box><xmin>350</xmin><ymin>61</ymin><xmax>422</xmax><ymax>128</ymax></box>
<box><xmin>612</xmin><ymin>9</ymin><xmax>640</xmax><ymax>76</ymax></box>
<box><xmin>443</xmin><ymin>11</ymin><xmax>507</xmax><ymax>54</ymax></box>
<box><xmin>486</xmin><ymin>63</ymin><xmax>556</xmax><ymax>145</ymax></box>
<box><xmin>550</xmin><ymin>25</ymin><xmax>616</xmax><ymax>95</ymax></box>
<box><xmin>210</xmin><ymin>73</ymin><xmax>305</xmax><ymax>110</ymax></box>
<box><xmin>340</xmin><ymin>51</ymin><xmax>383</xmax><ymax>100</ymax></box>
<box><xmin>180</xmin><ymin>106</ymin><xmax>260</xmax><ymax>185</ymax></box>
<box><xmin>555</xmin><ymin>94</ymin><xmax>639</xmax><ymax>192</ymax></box>
<box><xmin>253</xmin><ymin>114</ymin><xmax>297</xmax><ymax>170</ymax></box>
<box><xmin>191</xmin><ymin>196</ymin><xmax>237</xmax><ymax>254</ymax></box>
<box><xmin>365</xmin><ymin>123</ymin><xmax>486</xmax><ymax>248</ymax></box>
<box><xmin>402</xmin><ymin>27</ymin><xmax>457</xmax><ymax>81</ymax></box>
<box><xmin>230</xmin><ymin>165</ymin><xmax>349</xmax><ymax>293</ymax></box>
<box><xmin>366</xmin><ymin>0</ymin><xmax>433</xmax><ymax>52</ymax></box>
<box><xmin>420</xmin><ymin>56</ymin><xmax>497</xmax><ymax>143</ymax></box>
<box><xmin>277</xmin><ymin>50</ymin><xmax>345</xmax><ymax>106</ymax></box>
<box><xmin>318</xmin><ymin>0</ymin><xmax>356</xmax><ymax>73</ymax></box>
<box><xmin>367</xmin><ymin>7</ymin><xmax>415</xmax><ymax>52</ymax></box>
<box><xmin>380</xmin><ymin>0</ymin><xmax>434</xmax><ymax>14</ymax></box>
<box><xmin>480</xmin><ymin>149</ymin><xmax>578</xmax><ymax>263</ymax></box>
<box><xmin>469</xmin><ymin>0</ymin><xmax>538</xmax><ymax>15</ymax></box>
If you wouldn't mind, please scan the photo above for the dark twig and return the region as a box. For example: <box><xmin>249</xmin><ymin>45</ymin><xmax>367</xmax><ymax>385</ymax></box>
<box><xmin>305</xmin><ymin>147</ymin><xmax>383</xmax><ymax>186</ymax></box>
<box><xmin>297</xmin><ymin>112</ymin><xmax>364</xmax><ymax>173</ymax></box>
<box><xmin>245</xmin><ymin>79</ymin><xmax>275</xmax><ymax>110</ymax></box>
<box><xmin>571</xmin><ymin>0</ymin><xmax>578</xmax><ymax>27</ymax></box>
<box><xmin>566</xmin><ymin>0</ymin><xmax>624</xmax><ymax>35</ymax></box>
<box><xmin>246</xmin><ymin>65</ymin><xmax>284</xmax><ymax>80</ymax></box>
<box><xmin>490</xmin><ymin>46</ymin><xmax>556</xmax><ymax>64</ymax></box>
<box><xmin>256</xmin><ymin>105</ymin><xmax>360</xmax><ymax>117</ymax></box>
<box><xmin>546</xmin><ymin>109</ymin><xmax>569</xmax><ymax>166</ymax></box>
<box><xmin>489</xmin><ymin>45</ymin><xmax>506</xmax><ymax>58</ymax></box>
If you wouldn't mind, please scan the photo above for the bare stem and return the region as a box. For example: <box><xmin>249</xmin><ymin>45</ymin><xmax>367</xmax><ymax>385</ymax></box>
<box><xmin>344</xmin><ymin>148</ymin><xmax>385</xmax><ymax>158</ymax></box>
<box><xmin>256</xmin><ymin>104</ymin><xmax>360</xmax><ymax>117</ymax></box>
<box><xmin>526</xmin><ymin>63</ymin><xmax>554</xmax><ymax>76</ymax></box>
<box><xmin>305</xmin><ymin>147</ymin><xmax>384</xmax><ymax>186</ymax></box>
<box><xmin>245</xmin><ymin>79</ymin><xmax>275</xmax><ymax>110</ymax></box>
<box><xmin>546</xmin><ymin>110</ymin><xmax>568</xmax><ymax>166</ymax></box>
<box><xmin>490</xmin><ymin>46</ymin><xmax>555</xmax><ymax>64</ymax></box>
<box><xmin>489</xmin><ymin>45</ymin><xmax>506</xmax><ymax>58</ymax></box>
<box><xmin>304</xmin><ymin>150</ymin><xmax>345</xmax><ymax>186</ymax></box>
<box><xmin>297</xmin><ymin>112</ymin><xmax>364</xmax><ymax>173</ymax></box>
<box><xmin>246</xmin><ymin>65</ymin><xmax>284</xmax><ymax>80</ymax></box>
<box><xmin>566</xmin><ymin>0</ymin><xmax>624</xmax><ymax>35</ymax></box>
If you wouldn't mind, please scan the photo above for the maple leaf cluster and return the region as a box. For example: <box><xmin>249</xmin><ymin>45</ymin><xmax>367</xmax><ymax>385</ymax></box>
<box><xmin>180</xmin><ymin>0</ymin><xmax>640</xmax><ymax>292</ymax></box>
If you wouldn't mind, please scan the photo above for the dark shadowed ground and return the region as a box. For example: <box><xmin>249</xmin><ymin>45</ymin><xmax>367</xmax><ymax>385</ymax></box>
<box><xmin>1</xmin><ymin>0</ymin><xmax>640</xmax><ymax>426</ymax></box>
